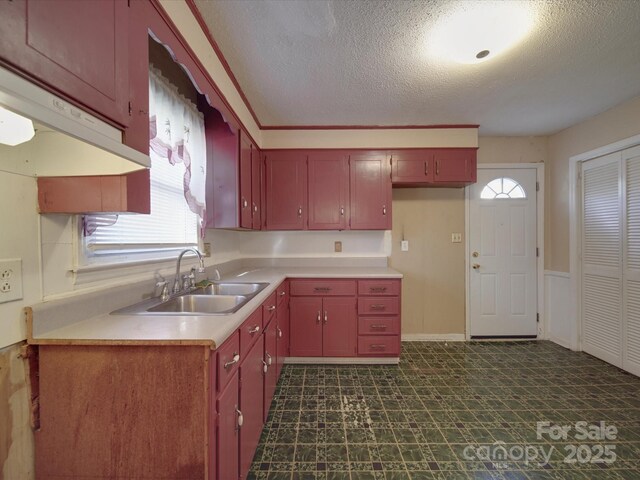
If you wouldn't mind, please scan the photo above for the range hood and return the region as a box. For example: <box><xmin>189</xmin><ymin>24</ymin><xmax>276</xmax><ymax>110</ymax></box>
<box><xmin>0</xmin><ymin>65</ymin><xmax>150</xmax><ymax>177</ymax></box>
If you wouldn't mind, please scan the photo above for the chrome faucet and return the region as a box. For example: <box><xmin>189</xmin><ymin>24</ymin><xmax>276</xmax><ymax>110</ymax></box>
<box><xmin>173</xmin><ymin>248</ymin><xmax>205</xmax><ymax>294</ymax></box>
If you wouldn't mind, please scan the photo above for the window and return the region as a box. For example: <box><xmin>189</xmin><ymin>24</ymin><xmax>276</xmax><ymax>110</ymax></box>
<box><xmin>82</xmin><ymin>67</ymin><xmax>206</xmax><ymax>264</ymax></box>
<box><xmin>480</xmin><ymin>177</ymin><xmax>526</xmax><ymax>199</ymax></box>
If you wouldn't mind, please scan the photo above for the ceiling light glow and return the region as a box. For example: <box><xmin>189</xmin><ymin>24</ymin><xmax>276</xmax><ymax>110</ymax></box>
<box><xmin>0</xmin><ymin>106</ymin><xmax>35</xmax><ymax>146</ymax></box>
<box><xmin>430</xmin><ymin>2</ymin><xmax>535</xmax><ymax>64</ymax></box>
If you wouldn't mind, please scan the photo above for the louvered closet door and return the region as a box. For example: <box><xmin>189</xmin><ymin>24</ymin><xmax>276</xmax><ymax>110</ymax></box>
<box><xmin>581</xmin><ymin>153</ymin><xmax>623</xmax><ymax>367</ymax></box>
<box><xmin>624</xmin><ymin>145</ymin><xmax>640</xmax><ymax>376</ymax></box>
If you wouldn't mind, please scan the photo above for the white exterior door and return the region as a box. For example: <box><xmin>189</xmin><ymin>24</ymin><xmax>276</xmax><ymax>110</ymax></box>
<box><xmin>469</xmin><ymin>168</ymin><xmax>538</xmax><ymax>337</ymax></box>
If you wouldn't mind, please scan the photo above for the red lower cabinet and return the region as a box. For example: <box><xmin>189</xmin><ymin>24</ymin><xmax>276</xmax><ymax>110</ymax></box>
<box><xmin>276</xmin><ymin>296</ymin><xmax>290</xmax><ymax>378</ymax></box>
<box><xmin>263</xmin><ymin>319</ymin><xmax>278</xmax><ymax>422</ymax></box>
<box><xmin>217</xmin><ymin>372</ymin><xmax>240</xmax><ymax>480</ymax></box>
<box><xmin>322</xmin><ymin>297</ymin><xmax>357</xmax><ymax>357</ymax></box>
<box><xmin>290</xmin><ymin>297</ymin><xmax>323</xmax><ymax>356</ymax></box>
<box><xmin>239</xmin><ymin>339</ymin><xmax>265</xmax><ymax>479</ymax></box>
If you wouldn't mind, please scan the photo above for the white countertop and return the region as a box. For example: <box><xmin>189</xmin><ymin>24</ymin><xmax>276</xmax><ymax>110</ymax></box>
<box><xmin>29</xmin><ymin>266</ymin><xmax>402</xmax><ymax>349</ymax></box>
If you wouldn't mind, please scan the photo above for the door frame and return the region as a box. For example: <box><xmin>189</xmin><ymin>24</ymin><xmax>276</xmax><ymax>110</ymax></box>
<box><xmin>569</xmin><ymin>134</ymin><xmax>640</xmax><ymax>352</ymax></box>
<box><xmin>465</xmin><ymin>163</ymin><xmax>545</xmax><ymax>340</ymax></box>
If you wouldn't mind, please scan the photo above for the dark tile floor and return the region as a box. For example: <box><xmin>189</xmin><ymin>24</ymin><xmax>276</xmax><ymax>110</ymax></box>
<box><xmin>249</xmin><ymin>341</ymin><xmax>640</xmax><ymax>479</ymax></box>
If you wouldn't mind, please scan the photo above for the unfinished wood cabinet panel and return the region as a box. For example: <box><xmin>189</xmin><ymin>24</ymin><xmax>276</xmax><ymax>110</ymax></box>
<box><xmin>37</xmin><ymin>169</ymin><xmax>150</xmax><ymax>214</ymax></box>
<box><xmin>36</xmin><ymin>345</ymin><xmax>211</xmax><ymax>480</ymax></box>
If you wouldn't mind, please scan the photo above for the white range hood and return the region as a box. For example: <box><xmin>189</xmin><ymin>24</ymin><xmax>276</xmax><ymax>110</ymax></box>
<box><xmin>0</xmin><ymin>65</ymin><xmax>150</xmax><ymax>177</ymax></box>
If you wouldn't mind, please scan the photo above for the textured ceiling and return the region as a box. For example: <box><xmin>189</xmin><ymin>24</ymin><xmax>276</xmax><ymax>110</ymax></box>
<box><xmin>193</xmin><ymin>0</ymin><xmax>640</xmax><ymax>135</ymax></box>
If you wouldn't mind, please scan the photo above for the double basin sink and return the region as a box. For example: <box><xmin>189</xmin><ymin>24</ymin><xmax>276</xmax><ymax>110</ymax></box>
<box><xmin>112</xmin><ymin>282</ymin><xmax>269</xmax><ymax>316</ymax></box>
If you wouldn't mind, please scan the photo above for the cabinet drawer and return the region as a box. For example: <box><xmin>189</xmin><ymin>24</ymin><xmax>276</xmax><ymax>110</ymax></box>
<box><xmin>217</xmin><ymin>331</ymin><xmax>241</xmax><ymax>391</ymax></box>
<box><xmin>358</xmin><ymin>297</ymin><xmax>399</xmax><ymax>315</ymax></box>
<box><xmin>276</xmin><ymin>281</ymin><xmax>289</xmax><ymax>306</ymax></box>
<box><xmin>358</xmin><ymin>279</ymin><xmax>400</xmax><ymax>296</ymax></box>
<box><xmin>358</xmin><ymin>316</ymin><xmax>399</xmax><ymax>335</ymax></box>
<box><xmin>290</xmin><ymin>279</ymin><xmax>356</xmax><ymax>296</ymax></box>
<box><xmin>239</xmin><ymin>308</ymin><xmax>263</xmax><ymax>358</ymax></box>
<box><xmin>262</xmin><ymin>292</ymin><xmax>277</xmax><ymax>326</ymax></box>
<box><xmin>358</xmin><ymin>335</ymin><xmax>400</xmax><ymax>356</ymax></box>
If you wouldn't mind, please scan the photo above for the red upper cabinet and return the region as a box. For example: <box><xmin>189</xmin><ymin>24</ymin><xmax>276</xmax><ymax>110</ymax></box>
<box><xmin>239</xmin><ymin>135</ymin><xmax>253</xmax><ymax>229</ymax></box>
<box><xmin>308</xmin><ymin>152</ymin><xmax>349</xmax><ymax>230</ymax></box>
<box><xmin>391</xmin><ymin>150</ymin><xmax>435</xmax><ymax>185</ymax></box>
<box><xmin>265</xmin><ymin>151</ymin><xmax>308</xmax><ymax>230</ymax></box>
<box><xmin>0</xmin><ymin>0</ymin><xmax>130</xmax><ymax>127</ymax></box>
<box><xmin>251</xmin><ymin>146</ymin><xmax>262</xmax><ymax>230</ymax></box>
<box><xmin>349</xmin><ymin>152</ymin><xmax>392</xmax><ymax>230</ymax></box>
<box><xmin>433</xmin><ymin>148</ymin><xmax>477</xmax><ymax>185</ymax></box>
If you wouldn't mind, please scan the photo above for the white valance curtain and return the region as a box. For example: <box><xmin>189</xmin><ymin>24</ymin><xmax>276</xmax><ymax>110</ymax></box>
<box><xmin>148</xmin><ymin>65</ymin><xmax>207</xmax><ymax>224</ymax></box>
<box><xmin>83</xmin><ymin>66</ymin><xmax>207</xmax><ymax>244</ymax></box>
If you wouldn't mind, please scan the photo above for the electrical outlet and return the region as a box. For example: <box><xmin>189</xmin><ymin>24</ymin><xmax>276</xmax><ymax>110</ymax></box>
<box><xmin>334</xmin><ymin>241</ymin><xmax>342</xmax><ymax>253</ymax></box>
<box><xmin>203</xmin><ymin>243</ymin><xmax>211</xmax><ymax>257</ymax></box>
<box><xmin>401</xmin><ymin>240</ymin><xmax>409</xmax><ymax>251</ymax></box>
<box><xmin>451</xmin><ymin>233</ymin><xmax>462</xmax><ymax>243</ymax></box>
<box><xmin>0</xmin><ymin>259</ymin><xmax>23</xmax><ymax>303</ymax></box>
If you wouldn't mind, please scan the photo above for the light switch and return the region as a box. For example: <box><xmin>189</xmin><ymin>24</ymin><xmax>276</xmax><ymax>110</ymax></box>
<box><xmin>334</xmin><ymin>241</ymin><xmax>342</xmax><ymax>252</ymax></box>
<box><xmin>401</xmin><ymin>240</ymin><xmax>409</xmax><ymax>251</ymax></box>
<box><xmin>451</xmin><ymin>233</ymin><xmax>462</xmax><ymax>243</ymax></box>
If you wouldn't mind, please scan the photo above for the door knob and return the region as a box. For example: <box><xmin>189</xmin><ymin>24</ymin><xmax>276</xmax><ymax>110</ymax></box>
<box><xmin>472</xmin><ymin>264</ymin><xmax>480</xmax><ymax>270</ymax></box>
<box><xmin>472</xmin><ymin>251</ymin><xmax>479</xmax><ymax>258</ymax></box>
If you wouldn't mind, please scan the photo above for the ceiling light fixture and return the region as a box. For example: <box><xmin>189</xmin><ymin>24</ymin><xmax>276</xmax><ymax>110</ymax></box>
<box><xmin>430</xmin><ymin>1</ymin><xmax>535</xmax><ymax>64</ymax></box>
<box><xmin>0</xmin><ymin>106</ymin><xmax>35</xmax><ymax>146</ymax></box>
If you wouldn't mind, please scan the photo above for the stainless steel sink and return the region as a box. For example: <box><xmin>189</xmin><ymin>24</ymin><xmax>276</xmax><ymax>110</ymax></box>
<box><xmin>192</xmin><ymin>282</ymin><xmax>268</xmax><ymax>296</ymax></box>
<box><xmin>111</xmin><ymin>281</ymin><xmax>269</xmax><ymax>316</ymax></box>
<box><xmin>146</xmin><ymin>294</ymin><xmax>247</xmax><ymax>315</ymax></box>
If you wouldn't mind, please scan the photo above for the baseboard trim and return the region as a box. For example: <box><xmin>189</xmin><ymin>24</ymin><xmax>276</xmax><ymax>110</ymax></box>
<box><xmin>401</xmin><ymin>334</ymin><xmax>465</xmax><ymax>342</ymax></box>
<box><xmin>548</xmin><ymin>335</ymin><xmax>576</xmax><ymax>351</ymax></box>
<box><xmin>285</xmin><ymin>357</ymin><xmax>400</xmax><ymax>365</ymax></box>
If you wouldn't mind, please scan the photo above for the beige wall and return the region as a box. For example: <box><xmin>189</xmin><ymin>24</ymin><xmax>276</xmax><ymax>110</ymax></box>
<box><xmin>389</xmin><ymin>188</ymin><xmax>466</xmax><ymax>335</ymax></box>
<box><xmin>478</xmin><ymin>136</ymin><xmax>547</xmax><ymax>164</ymax></box>
<box><xmin>546</xmin><ymin>96</ymin><xmax>640</xmax><ymax>272</ymax></box>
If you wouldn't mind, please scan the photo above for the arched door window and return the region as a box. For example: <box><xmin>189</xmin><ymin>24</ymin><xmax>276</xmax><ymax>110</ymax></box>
<box><xmin>480</xmin><ymin>177</ymin><xmax>527</xmax><ymax>199</ymax></box>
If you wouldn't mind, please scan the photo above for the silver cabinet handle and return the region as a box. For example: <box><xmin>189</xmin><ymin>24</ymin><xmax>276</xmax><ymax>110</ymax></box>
<box><xmin>316</xmin><ymin>311</ymin><xmax>321</xmax><ymax>324</ymax></box>
<box><xmin>314</xmin><ymin>287</ymin><xmax>331</xmax><ymax>292</ymax></box>
<box><xmin>382</xmin><ymin>205</ymin><xmax>387</xmax><ymax>216</ymax></box>
<box><xmin>370</xmin><ymin>344</ymin><xmax>386</xmax><ymax>351</ymax></box>
<box><xmin>424</xmin><ymin>161</ymin><xmax>428</xmax><ymax>176</ymax></box>
<box><xmin>253</xmin><ymin>202</ymin><xmax>258</xmax><ymax>213</ymax></box>
<box><xmin>242</xmin><ymin>197</ymin><xmax>248</xmax><ymax>208</ymax></box>
<box><xmin>266</xmin><ymin>352</ymin><xmax>272</xmax><ymax>366</ymax></box>
<box><xmin>267</xmin><ymin>305</ymin><xmax>276</xmax><ymax>312</ymax></box>
<box><xmin>370</xmin><ymin>324</ymin><xmax>387</xmax><ymax>330</ymax></box>
<box><xmin>436</xmin><ymin>160</ymin><xmax>440</xmax><ymax>176</ymax></box>
<box><xmin>340</xmin><ymin>206</ymin><xmax>345</xmax><ymax>216</ymax></box>
<box><xmin>236</xmin><ymin>408</ymin><xmax>243</xmax><ymax>428</ymax></box>
<box><xmin>323</xmin><ymin>311</ymin><xmax>328</xmax><ymax>324</ymax></box>
<box><xmin>279</xmin><ymin>291</ymin><xmax>286</xmax><ymax>297</ymax></box>
<box><xmin>297</xmin><ymin>206</ymin><xmax>302</xmax><ymax>216</ymax></box>
<box><xmin>248</xmin><ymin>325</ymin><xmax>260</xmax><ymax>334</ymax></box>
<box><xmin>277</xmin><ymin>327</ymin><xmax>283</xmax><ymax>338</ymax></box>
<box><xmin>262</xmin><ymin>360</ymin><xmax>268</xmax><ymax>374</ymax></box>
<box><xmin>370</xmin><ymin>304</ymin><xmax>386</xmax><ymax>311</ymax></box>
<box><xmin>369</xmin><ymin>286</ymin><xmax>387</xmax><ymax>293</ymax></box>
<box><xmin>224</xmin><ymin>353</ymin><xmax>240</xmax><ymax>369</ymax></box>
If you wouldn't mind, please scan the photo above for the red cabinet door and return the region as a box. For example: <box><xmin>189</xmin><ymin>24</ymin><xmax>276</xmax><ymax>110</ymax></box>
<box><xmin>433</xmin><ymin>149</ymin><xmax>477</xmax><ymax>185</ymax></box>
<box><xmin>239</xmin><ymin>135</ymin><xmax>252</xmax><ymax>229</ymax></box>
<box><xmin>0</xmin><ymin>0</ymin><xmax>130</xmax><ymax>126</ymax></box>
<box><xmin>391</xmin><ymin>151</ymin><xmax>434</xmax><ymax>185</ymax></box>
<box><xmin>322</xmin><ymin>297</ymin><xmax>357</xmax><ymax>357</ymax></box>
<box><xmin>276</xmin><ymin>294</ymin><xmax>290</xmax><ymax>378</ymax></box>
<box><xmin>308</xmin><ymin>152</ymin><xmax>349</xmax><ymax>230</ymax></box>
<box><xmin>263</xmin><ymin>321</ymin><xmax>278</xmax><ymax>422</ymax></box>
<box><xmin>239</xmin><ymin>340</ymin><xmax>264</xmax><ymax>480</ymax></box>
<box><xmin>217</xmin><ymin>373</ymin><xmax>239</xmax><ymax>480</ymax></box>
<box><xmin>251</xmin><ymin>145</ymin><xmax>262</xmax><ymax>230</ymax></box>
<box><xmin>349</xmin><ymin>152</ymin><xmax>392</xmax><ymax>230</ymax></box>
<box><xmin>265</xmin><ymin>151</ymin><xmax>308</xmax><ymax>230</ymax></box>
<box><xmin>289</xmin><ymin>297</ymin><xmax>323</xmax><ymax>356</ymax></box>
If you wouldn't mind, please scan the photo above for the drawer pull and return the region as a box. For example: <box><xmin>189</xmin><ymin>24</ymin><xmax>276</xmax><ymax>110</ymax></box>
<box><xmin>266</xmin><ymin>352</ymin><xmax>273</xmax><ymax>366</ymax></box>
<box><xmin>262</xmin><ymin>360</ymin><xmax>268</xmax><ymax>374</ymax></box>
<box><xmin>370</xmin><ymin>304</ymin><xmax>386</xmax><ymax>311</ymax></box>
<box><xmin>267</xmin><ymin>305</ymin><xmax>276</xmax><ymax>312</ymax></box>
<box><xmin>277</xmin><ymin>327</ymin><xmax>283</xmax><ymax>338</ymax></box>
<box><xmin>314</xmin><ymin>287</ymin><xmax>332</xmax><ymax>292</ymax></box>
<box><xmin>316</xmin><ymin>311</ymin><xmax>321</xmax><ymax>324</ymax></box>
<box><xmin>224</xmin><ymin>353</ymin><xmax>240</xmax><ymax>369</ymax></box>
<box><xmin>369</xmin><ymin>287</ymin><xmax>387</xmax><ymax>292</ymax></box>
<box><xmin>236</xmin><ymin>408</ymin><xmax>243</xmax><ymax>428</ymax></box>
<box><xmin>370</xmin><ymin>344</ymin><xmax>387</xmax><ymax>351</ymax></box>
<box><xmin>248</xmin><ymin>325</ymin><xmax>260</xmax><ymax>334</ymax></box>
<box><xmin>370</xmin><ymin>324</ymin><xmax>387</xmax><ymax>330</ymax></box>
<box><xmin>323</xmin><ymin>311</ymin><xmax>328</xmax><ymax>324</ymax></box>
<box><xmin>279</xmin><ymin>291</ymin><xmax>286</xmax><ymax>297</ymax></box>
